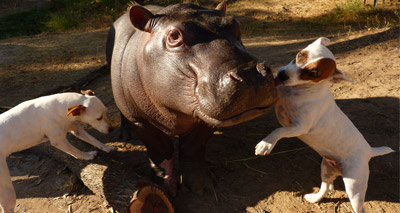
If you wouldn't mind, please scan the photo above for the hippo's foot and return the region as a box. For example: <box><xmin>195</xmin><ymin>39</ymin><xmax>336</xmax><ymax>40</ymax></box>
<box><xmin>163</xmin><ymin>173</ymin><xmax>178</xmax><ymax>197</ymax></box>
<box><xmin>159</xmin><ymin>158</ymin><xmax>178</xmax><ymax>196</ymax></box>
<box><xmin>180</xmin><ymin>163</ymin><xmax>215</xmax><ymax>195</ymax></box>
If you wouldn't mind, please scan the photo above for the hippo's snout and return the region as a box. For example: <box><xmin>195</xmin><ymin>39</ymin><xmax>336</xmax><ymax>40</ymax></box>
<box><xmin>194</xmin><ymin>60</ymin><xmax>277</xmax><ymax>127</ymax></box>
<box><xmin>229</xmin><ymin>72</ymin><xmax>244</xmax><ymax>82</ymax></box>
<box><xmin>229</xmin><ymin>62</ymin><xmax>271</xmax><ymax>82</ymax></box>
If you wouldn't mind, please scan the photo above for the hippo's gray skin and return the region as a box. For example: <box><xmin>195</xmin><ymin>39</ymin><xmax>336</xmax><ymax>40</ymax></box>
<box><xmin>106</xmin><ymin>2</ymin><xmax>277</xmax><ymax>195</ymax></box>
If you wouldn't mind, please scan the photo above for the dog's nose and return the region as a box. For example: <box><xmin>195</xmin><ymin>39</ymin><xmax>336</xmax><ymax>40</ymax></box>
<box><xmin>108</xmin><ymin>127</ymin><xmax>114</xmax><ymax>132</ymax></box>
<box><xmin>277</xmin><ymin>71</ymin><xmax>289</xmax><ymax>82</ymax></box>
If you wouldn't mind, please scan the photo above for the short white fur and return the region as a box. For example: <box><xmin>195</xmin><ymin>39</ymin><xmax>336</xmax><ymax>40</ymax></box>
<box><xmin>255</xmin><ymin>37</ymin><xmax>394</xmax><ymax>213</ymax></box>
<box><xmin>0</xmin><ymin>92</ymin><xmax>115</xmax><ymax>213</ymax></box>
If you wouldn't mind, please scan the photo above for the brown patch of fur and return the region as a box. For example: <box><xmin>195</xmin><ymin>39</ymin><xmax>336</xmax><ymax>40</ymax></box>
<box><xmin>81</xmin><ymin>89</ymin><xmax>95</xmax><ymax>96</ymax></box>
<box><xmin>300</xmin><ymin>58</ymin><xmax>336</xmax><ymax>82</ymax></box>
<box><xmin>275</xmin><ymin>103</ymin><xmax>292</xmax><ymax>126</ymax></box>
<box><xmin>67</xmin><ymin>104</ymin><xmax>86</xmax><ymax>116</ymax></box>
<box><xmin>296</xmin><ymin>50</ymin><xmax>309</xmax><ymax>65</ymax></box>
<box><xmin>323</xmin><ymin>155</ymin><xmax>342</xmax><ymax>174</ymax></box>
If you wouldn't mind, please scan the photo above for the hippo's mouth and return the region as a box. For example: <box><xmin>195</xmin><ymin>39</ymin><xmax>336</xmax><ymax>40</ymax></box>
<box><xmin>194</xmin><ymin>105</ymin><xmax>273</xmax><ymax>127</ymax></box>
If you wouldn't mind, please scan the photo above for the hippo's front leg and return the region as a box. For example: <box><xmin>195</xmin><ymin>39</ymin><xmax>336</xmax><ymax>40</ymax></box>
<box><xmin>179</xmin><ymin>124</ymin><xmax>215</xmax><ymax>194</ymax></box>
<box><xmin>131</xmin><ymin>119</ymin><xmax>178</xmax><ymax>196</ymax></box>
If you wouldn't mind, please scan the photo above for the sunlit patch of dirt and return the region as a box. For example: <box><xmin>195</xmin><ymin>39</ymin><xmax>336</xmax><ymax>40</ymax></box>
<box><xmin>0</xmin><ymin>1</ymin><xmax>398</xmax><ymax>212</ymax></box>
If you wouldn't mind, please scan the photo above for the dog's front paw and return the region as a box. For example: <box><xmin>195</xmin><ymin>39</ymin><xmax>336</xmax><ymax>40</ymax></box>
<box><xmin>304</xmin><ymin>193</ymin><xmax>323</xmax><ymax>203</ymax></box>
<box><xmin>101</xmin><ymin>145</ymin><xmax>116</xmax><ymax>153</ymax></box>
<box><xmin>255</xmin><ymin>141</ymin><xmax>273</xmax><ymax>155</ymax></box>
<box><xmin>83</xmin><ymin>151</ymin><xmax>98</xmax><ymax>160</ymax></box>
<box><xmin>328</xmin><ymin>183</ymin><xmax>334</xmax><ymax>191</ymax></box>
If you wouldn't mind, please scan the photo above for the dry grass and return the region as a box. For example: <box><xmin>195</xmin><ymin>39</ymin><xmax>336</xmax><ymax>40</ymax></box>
<box><xmin>227</xmin><ymin>0</ymin><xmax>399</xmax><ymax>37</ymax></box>
<box><xmin>1</xmin><ymin>0</ymin><xmax>398</xmax><ymax>39</ymax></box>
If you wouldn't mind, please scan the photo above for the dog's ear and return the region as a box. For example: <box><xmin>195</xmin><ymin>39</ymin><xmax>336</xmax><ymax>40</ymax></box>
<box><xmin>81</xmin><ymin>90</ymin><xmax>95</xmax><ymax>96</ymax></box>
<box><xmin>330</xmin><ymin>69</ymin><xmax>353</xmax><ymax>83</ymax></box>
<box><xmin>316</xmin><ymin>37</ymin><xmax>330</xmax><ymax>46</ymax></box>
<box><xmin>67</xmin><ymin>104</ymin><xmax>86</xmax><ymax>116</ymax></box>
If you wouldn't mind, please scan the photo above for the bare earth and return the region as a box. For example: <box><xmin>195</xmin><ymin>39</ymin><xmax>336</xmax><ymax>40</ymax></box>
<box><xmin>0</xmin><ymin>1</ymin><xmax>399</xmax><ymax>213</ymax></box>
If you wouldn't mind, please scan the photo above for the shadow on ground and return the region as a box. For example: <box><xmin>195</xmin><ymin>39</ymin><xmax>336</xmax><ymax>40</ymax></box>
<box><xmin>10</xmin><ymin>95</ymin><xmax>397</xmax><ymax>212</ymax></box>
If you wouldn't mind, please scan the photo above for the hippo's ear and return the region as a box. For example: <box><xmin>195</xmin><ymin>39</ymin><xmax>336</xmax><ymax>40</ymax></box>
<box><xmin>215</xmin><ymin>0</ymin><xmax>227</xmax><ymax>15</ymax></box>
<box><xmin>129</xmin><ymin>6</ymin><xmax>154</xmax><ymax>32</ymax></box>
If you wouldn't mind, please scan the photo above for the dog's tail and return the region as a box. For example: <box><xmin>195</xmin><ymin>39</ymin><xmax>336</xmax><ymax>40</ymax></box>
<box><xmin>371</xmin><ymin>146</ymin><xmax>395</xmax><ymax>158</ymax></box>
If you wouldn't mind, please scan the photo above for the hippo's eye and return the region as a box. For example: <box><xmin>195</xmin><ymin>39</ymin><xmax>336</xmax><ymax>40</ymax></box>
<box><xmin>166</xmin><ymin>28</ymin><xmax>183</xmax><ymax>48</ymax></box>
<box><xmin>96</xmin><ymin>115</ymin><xmax>103</xmax><ymax>121</ymax></box>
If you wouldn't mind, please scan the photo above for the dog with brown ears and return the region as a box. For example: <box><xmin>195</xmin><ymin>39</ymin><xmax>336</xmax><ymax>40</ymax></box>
<box><xmin>255</xmin><ymin>37</ymin><xmax>394</xmax><ymax>213</ymax></box>
<box><xmin>0</xmin><ymin>90</ymin><xmax>115</xmax><ymax>213</ymax></box>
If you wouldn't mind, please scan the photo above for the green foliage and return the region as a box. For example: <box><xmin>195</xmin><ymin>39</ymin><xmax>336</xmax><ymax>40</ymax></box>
<box><xmin>46</xmin><ymin>12</ymin><xmax>79</xmax><ymax>31</ymax></box>
<box><xmin>0</xmin><ymin>0</ymin><xmax>132</xmax><ymax>39</ymax></box>
<box><xmin>336</xmin><ymin>0</ymin><xmax>365</xmax><ymax>19</ymax></box>
<box><xmin>0</xmin><ymin>9</ymin><xmax>50</xmax><ymax>39</ymax></box>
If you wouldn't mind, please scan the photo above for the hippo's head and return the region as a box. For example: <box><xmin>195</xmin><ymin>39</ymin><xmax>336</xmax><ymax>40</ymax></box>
<box><xmin>128</xmin><ymin>2</ymin><xmax>277</xmax><ymax>128</ymax></box>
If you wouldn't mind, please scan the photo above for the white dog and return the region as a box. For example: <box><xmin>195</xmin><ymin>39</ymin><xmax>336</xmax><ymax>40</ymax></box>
<box><xmin>255</xmin><ymin>37</ymin><xmax>394</xmax><ymax>213</ymax></box>
<box><xmin>0</xmin><ymin>90</ymin><xmax>115</xmax><ymax>213</ymax></box>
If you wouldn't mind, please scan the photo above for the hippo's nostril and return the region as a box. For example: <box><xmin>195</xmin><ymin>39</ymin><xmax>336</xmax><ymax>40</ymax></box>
<box><xmin>229</xmin><ymin>72</ymin><xmax>244</xmax><ymax>82</ymax></box>
<box><xmin>277</xmin><ymin>71</ymin><xmax>289</xmax><ymax>81</ymax></box>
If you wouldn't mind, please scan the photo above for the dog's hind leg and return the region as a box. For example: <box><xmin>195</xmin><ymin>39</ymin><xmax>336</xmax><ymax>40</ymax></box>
<box><xmin>0</xmin><ymin>158</ymin><xmax>16</xmax><ymax>213</ymax></box>
<box><xmin>304</xmin><ymin>157</ymin><xmax>341</xmax><ymax>203</ymax></box>
<box><xmin>342</xmin><ymin>163</ymin><xmax>369</xmax><ymax>213</ymax></box>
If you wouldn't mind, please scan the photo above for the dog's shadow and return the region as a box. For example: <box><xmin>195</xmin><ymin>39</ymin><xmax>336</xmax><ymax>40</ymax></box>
<box><xmin>7</xmin><ymin>151</ymin><xmax>93</xmax><ymax>199</ymax></box>
<box><xmin>10</xmin><ymin>96</ymin><xmax>398</xmax><ymax>212</ymax></box>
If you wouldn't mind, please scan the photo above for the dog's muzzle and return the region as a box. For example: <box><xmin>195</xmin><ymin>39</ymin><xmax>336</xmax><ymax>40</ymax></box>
<box><xmin>277</xmin><ymin>71</ymin><xmax>289</xmax><ymax>82</ymax></box>
<box><xmin>274</xmin><ymin>70</ymin><xmax>289</xmax><ymax>87</ymax></box>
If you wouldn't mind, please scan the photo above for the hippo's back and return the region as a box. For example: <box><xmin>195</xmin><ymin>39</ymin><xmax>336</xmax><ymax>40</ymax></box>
<box><xmin>106</xmin><ymin>13</ymin><xmax>133</xmax><ymax>66</ymax></box>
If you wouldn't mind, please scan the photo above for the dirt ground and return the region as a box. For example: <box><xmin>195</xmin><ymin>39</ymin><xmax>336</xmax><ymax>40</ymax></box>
<box><xmin>0</xmin><ymin>1</ymin><xmax>399</xmax><ymax>212</ymax></box>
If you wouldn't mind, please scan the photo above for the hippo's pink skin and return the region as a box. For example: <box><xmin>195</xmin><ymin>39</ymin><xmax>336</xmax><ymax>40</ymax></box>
<box><xmin>106</xmin><ymin>3</ymin><xmax>277</xmax><ymax>195</ymax></box>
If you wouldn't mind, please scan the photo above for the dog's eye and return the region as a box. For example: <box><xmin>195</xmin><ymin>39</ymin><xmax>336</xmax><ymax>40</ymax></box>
<box><xmin>309</xmin><ymin>69</ymin><xmax>319</xmax><ymax>77</ymax></box>
<box><xmin>96</xmin><ymin>115</ymin><xmax>103</xmax><ymax>121</ymax></box>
